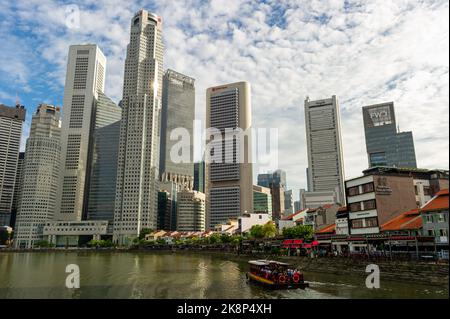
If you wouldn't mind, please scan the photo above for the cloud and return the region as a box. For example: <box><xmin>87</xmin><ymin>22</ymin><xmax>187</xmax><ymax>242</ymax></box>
<box><xmin>0</xmin><ymin>0</ymin><xmax>448</xmax><ymax>199</ymax></box>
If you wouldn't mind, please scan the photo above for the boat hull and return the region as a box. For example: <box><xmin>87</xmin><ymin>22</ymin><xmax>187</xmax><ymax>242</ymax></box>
<box><xmin>247</xmin><ymin>273</ymin><xmax>309</xmax><ymax>290</ymax></box>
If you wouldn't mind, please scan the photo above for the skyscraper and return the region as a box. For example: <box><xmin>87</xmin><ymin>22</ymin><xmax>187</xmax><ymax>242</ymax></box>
<box><xmin>253</xmin><ymin>185</ymin><xmax>273</xmax><ymax>218</ymax></box>
<box><xmin>362</xmin><ymin>102</ymin><xmax>417</xmax><ymax>168</ymax></box>
<box><xmin>10</xmin><ymin>152</ymin><xmax>25</xmax><ymax>229</ymax></box>
<box><xmin>86</xmin><ymin>92</ymin><xmax>122</xmax><ymax>234</ymax></box>
<box><xmin>206</xmin><ymin>82</ymin><xmax>253</xmax><ymax>229</ymax></box>
<box><xmin>56</xmin><ymin>44</ymin><xmax>106</xmax><ymax>222</ymax></box>
<box><xmin>257</xmin><ymin>169</ymin><xmax>286</xmax><ymax>220</ymax></box>
<box><xmin>304</xmin><ymin>95</ymin><xmax>346</xmax><ymax>204</ymax></box>
<box><xmin>160</xmin><ymin>69</ymin><xmax>195</xmax><ymax>189</ymax></box>
<box><xmin>193</xmin><ymin>161</ymin><xmax>205</xmax><ymax>193</ymax></box>
<box><xmin>14</xmin><ymin>104</ymin><xmax>61</xmax><ymax>248</ymax></box>
<box><xmin>113</xmin><ymin>10</ymin><xmax>164</xmax><ymax>244</ymax></box>
<box><xmin>0</xmin><ymin>103</ymin><xmax>26</xmax><ymax>226</ymax></box>
<box><xmin>284</xmin><ymin>189</ymin><xmax>294</xmax><ymax>216</ymax></box>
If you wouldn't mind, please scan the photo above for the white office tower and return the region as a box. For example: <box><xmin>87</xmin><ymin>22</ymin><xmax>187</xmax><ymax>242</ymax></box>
<box><xmin>56</xmin><ymin>45</ymin><xmax>106</xmax><ymax>222</ymax></box>
<box><xmin>206</xmin><ymin>82</ymin><xmax>253</xmax><ymax>229</ymax></box>
<box><xmin>177</xmin><ymin>190</ymin><xmax>205</xmax><ymax>232</ymax></box>
<box><xmin>304</xmin><ymin>96</ymin><xmax>346</xmax><ymax>204</ymax></box>
<box><xmin>14</xmin><ymin>104</ymin><xmax>61</xmax><ymax>248</ymax></box>
<box><xmin>113</xmin><ymin>10</ymin><xmax>164</xmax><ymax>244</ymax></box>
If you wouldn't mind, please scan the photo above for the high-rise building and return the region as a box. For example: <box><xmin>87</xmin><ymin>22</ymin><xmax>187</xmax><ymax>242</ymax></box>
<box><xmin>56</xmin><ymin>44</ymin><xmax>106</xmax><ymax>222</ymax></box>
<box><xmin>257</xmin><ymin>169</ymin><xmax>286</xmax><ymax>189</ymax></box>
<box><xmin>113</xmin><ymin>10</ymin><xmax>164</xmax><ymax>244</ymax></box>
<box><xmin>10</xmin><ymin>152</ymin><xmax>25</xmax><ymax>229</ymax></box>
<box><xmin>299</xmin><ymin>188</ymin><xmax>338</xmax><ymax>210</ymax></box>
<box><xmin>362</xmin><ymin>102</ymin><xmax>417</xmax><ymax>168</ymax></box>
<box><xmin>253</xmin><ymin>185</ymin><xmax>272</xmax><ymax>218</ymax></box>
<box><xmin>177</xmin><ymin>190</ymin><xmax>205</xmax><ymax>232</ymax></box>
<box><xmin>206</xmin><ymin>82</ymin><xmax>253</xmax><ymax>229</ymax></box>
<box><xmin>158</xmin><ymin>181</ymin><xmax>179</xmax><ymax>231</ymax></box>
<box><xmin>0</xmin><ymin>104</ymin><xmax>26</xmax><ymax>226</ymax></box>
<box><xmin>284</xmin><ymin>189</ymin><xmax>294</xmax><ymax>216</ymax></box>
<box><xmin>257</xmin><ymin>169</ymin><xmax>286</xmax><ymax>220</ymax></box>
<box><xmin>86</xmin><ymin>92</ymin><xmax>121</xmax><ymax>234</ymax></box>
<box><xmin>294</xmin><ymin>200</ymin><xmax>301</xmax><ymax>213</ymax></box>
<box><xmin>304</xmin><ymin>96</ymin><xmax>346</xmax><ymax>204</ymax></box>
<box><xmin>193</xmin><ymin>161</ymin><xmax>205</xmax><ymax>193</ymax></box>
<box><xmin>14</xmin><ymin>104</ymin><xmax>61</xmax><ymax>248</ymax></box>
<box><xmin>160</xmin><ymin>69</ymin><xmax>195</xmax><ymax>189</ymax></box>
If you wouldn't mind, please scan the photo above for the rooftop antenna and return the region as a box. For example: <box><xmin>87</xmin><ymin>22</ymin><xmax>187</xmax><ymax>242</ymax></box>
<box><xmin>15</xmin><ymin>92</ymin><xmax>20</xmax><ymax>107</ymax></box>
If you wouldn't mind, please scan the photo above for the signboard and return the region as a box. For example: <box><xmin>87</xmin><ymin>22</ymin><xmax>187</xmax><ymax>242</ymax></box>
<box><xmin>368</xmin><ymin>105</ymin><xmax>392</xmax><ymax>127</ymax></box>
<box><xmin>375</xmin><ymin>177</ymin><xmax>392</xmax><ymax>194</ymax></box>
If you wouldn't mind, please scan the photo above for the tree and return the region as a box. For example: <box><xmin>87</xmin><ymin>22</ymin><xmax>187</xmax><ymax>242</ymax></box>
<box><xmin>35</xmin><ymin>240</ymin><xmax>55</xmax><ymax>248</ymax></box>
<box><xmin>282</xmin><ymin>225</ymin><xmax>313</xmax><ymax>239</ymax></box>
<box><xmin>262</xmin><ymin>221</ymin><xmax>277</xmax><ymax>238</ymax></box>
<box><xmin>208</xmin><ymin>233</ymin><xmax>222</xmax><ymax>244</ymax></box>
<box><xmin>139</xmin><ymin>228</ymin><xmax>153</xmax><ymax>240</ymax></box>
<box><xmin>249</xmin><ymin>225</ymin><xmax>264</xmax><ymax>239</ymax></box>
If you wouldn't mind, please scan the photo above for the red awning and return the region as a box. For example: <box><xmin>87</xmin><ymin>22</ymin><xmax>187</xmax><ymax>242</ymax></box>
<box><xmin>312</xmin><ymin>240</ymin><xmax>319</xmax><ymax>246</ymax></box>
<box><xmin>303</xmin><ymin>244</ymin><xmax>312</xmax><ymax>249</ymax></box>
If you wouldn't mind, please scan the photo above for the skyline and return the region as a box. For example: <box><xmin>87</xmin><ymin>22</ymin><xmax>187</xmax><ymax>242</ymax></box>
<box><xmin>0</xmin><ymin>0</ymin><xmax>448</xmax><ymax>195</ymax></box>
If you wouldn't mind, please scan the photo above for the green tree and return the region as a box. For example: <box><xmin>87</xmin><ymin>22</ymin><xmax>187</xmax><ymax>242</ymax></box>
<box><xmin>35</xmin><ymin>240</ymin><xmax>55</xmax><ymax>248</ymax></box>
<box><xmin>262</xmin><ymin>221</ymin><xmax>277</xmax><ymax>238</ymax></box>
<box><xmin>208</xmin><ymin>233</ymin><xmax>223</xmax><ymax>244</ymax></box>
<box><xmin>139</xmin><ymin>228</ymin><xmax>153</xmax><ymax>240</ymax></box>
<box><xmin>282</xmin><ymin>225</ymin><xmax>313</xmax><ymax>239</ymax></box>
<box><xmin>249</xmin><ymin>225</ymin><xmax>264</xmax><ymax>239</ymax></box>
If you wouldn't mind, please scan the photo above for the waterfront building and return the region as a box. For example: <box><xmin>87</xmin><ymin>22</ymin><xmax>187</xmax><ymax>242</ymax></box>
<box><xmin>253</xmin><ymin>185</ymin><xmax>273</xmax><ymax>218</ymax></box>
<box><xmin>176</xmin><ymin>190</ymin><xmax>205</xmax><ymax>232</ymax></box>
<box><xmin>363</xmin><ymin>102</ymin><xmax>417</xmax><ymax>168</ymax></box>
<box><xmin>278</xmin><ymin>209</ymin><xmax>308</xmax><ymax>233</ymax></box>
<box><xmin>10</xmin><ymin>152</ymin><xmax>25</xmax><ymax>229</ymax></box>
<box><xmin>43</xmin><ymin>220</ymin><xmax>108</xmax><ymax>247</ymax></box>
<box><xmin>113</xmin><ymin>10</ymin><xmax>164</xmax><ymax>244</ymax></box>
<box><xmin>299</xmin><ymin>189</ymin><xmax>338</xmax><ymax>210</ymax></box>
<box><xmin>86</xmin><ymin>92</ymin><xmax>122</xmax><ymax>234</ymax></box>
<box><xmin>0</xmin><ymin>103</ymin><xmax>26</xmax><ymax>226</ymax></box>
<box><xmin>420</xmin><ymin>189</ymin><xmax>449</xmax><ymax>252</ymax></box>
<box><xmin>345</xmin><ymin>173</ymin><xmax>418</xmax><ymax>241</ymax></box>
<box><xmin>55</xmin><ymin>44</ymin><xmax>107</xmax><ymax>222</ymax></box>
<box><xmin>304</xmin><ymin>204</ymin><xmax>340</xmax><ymax>232</ymax></box>
<box><xmin>205</xmin><ymin>82</ymin><xmax>253</xmax><ymax>229</ymax></box>
<box><xmin>160</xmin><ymin>69</ymin><xmax>195</xmax><ymax>190</ymax></box>
<box><xmin>238</xmin><ymin>213</ymin><xmax>271</xmax><ymax>234</ymax></box>
<box><xmin>335</xmin><ymin>206</ymin><xmax>349</xmax><ymax>236</ymax></box>
<box><xmin>304</xmin><ymin>96</ymin><xmax>345</xmax><ymax>204</ymax></box>
<box><xmin>157</xmin><ymin>190</ymin><xmax>172</xmax><ymax>231</ymax></box>
<box><xmin>193</xmin><ymin>161</ymin><xmax>205</xmax><ymax>193</ymax></box>
<box><xmin>362</xmin><ymin>166</ymin><xmax>449</xmax><ymax>207</ymax></box>
<box><xmin>14</xmin><ymin>104</ymin><xmax>61</xmax><ymax>249</ymax></box>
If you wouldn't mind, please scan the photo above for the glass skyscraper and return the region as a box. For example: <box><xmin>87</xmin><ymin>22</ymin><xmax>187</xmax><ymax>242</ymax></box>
<box><xmin>363</xmin><ymin>102</ymin><xmax>417</xmax><ymax>168</ymax></box>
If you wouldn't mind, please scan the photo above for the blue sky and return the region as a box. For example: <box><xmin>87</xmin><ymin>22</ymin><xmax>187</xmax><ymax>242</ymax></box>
<box><xmin>0</xmin><ymin>0</ymin><xmax>449</xmax><ymax>200</ymax></box>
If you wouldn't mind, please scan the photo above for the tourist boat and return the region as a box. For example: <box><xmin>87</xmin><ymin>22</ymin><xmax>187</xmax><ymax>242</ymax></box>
<box><xmin>246</xmin><ymin>260</ymin><xmax>309</xmax><ymax>289</ymax></box>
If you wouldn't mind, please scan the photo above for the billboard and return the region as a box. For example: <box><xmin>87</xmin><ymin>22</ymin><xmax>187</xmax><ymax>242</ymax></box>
<box><xmin>363</xmin><ymin>103</ymin><xmax>395</xmax><ymax>128</ymax></box>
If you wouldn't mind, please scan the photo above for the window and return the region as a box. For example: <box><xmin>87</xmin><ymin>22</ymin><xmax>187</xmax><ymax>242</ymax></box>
<box><xmin>423</xmin><ymin>186</ymin><xmax>431</xmax><ymax>196</ymax></box>
<box><xmin>425</xmin><ymin>215</ymin><xmax>433</xmax><ymax>223</ymax></box>
<box><xmin>437</xmin><ymin>213</ymin><xmax>447</xmax><ymax>223</ymax></box>
<box><xmin>351</xmin><ymin>219</ymin><xmax>364</xmax><ymax>229</ymax></box>
<box><xmin>439</xmin><ymin>229</ymin><xmax>448</xmax><ymax>237</ymax></box>
<box><xmin>365</xmin><ymin>217</ymin><xmax>378</xmax><ymax>228</ymax></box>
<box><xmin>363</xmin><ymin>199</ymin><xmax>376</xmax><ymax>210</ymax></box>
<box><xmin>349</xmin><ymin>202</ymin><xmax>361</xmax><ymax>212</ymax></box>
<box><xmin>348</xmin><ymin>186</ymin><xmax>359</xmax><ymax>196</ymax></box>
<box><xmin>362</xmin><ymin>183</ymin><xmax>374</xmax><ymax>193</ymax></box>
<box><xmin>427</xmin><ymin>229</ymin><xmax>435</xmax><ymax>236</ymax></box>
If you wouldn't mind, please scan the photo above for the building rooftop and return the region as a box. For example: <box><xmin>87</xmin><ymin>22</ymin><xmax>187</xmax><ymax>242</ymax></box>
<box><xmin>316</xmin><ymin>223</ymin><xmax>336</xmax><ymax>234</ymax></box>
<box><xmin>381</xmin><ymin>208</ymin><xmax>422</xmax><ymax>231</ymax></box>
<box><xmin>421</xmin><ymin>189</ymin><xmax>449</xmax><ymax>212</ymax></box>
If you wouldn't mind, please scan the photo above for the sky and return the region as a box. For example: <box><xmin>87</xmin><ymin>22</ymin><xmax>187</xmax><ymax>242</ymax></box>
<box><xmin>0</xmin><ymin>0</ymin><xmax>448</xmax><ymax>201</ymax></box>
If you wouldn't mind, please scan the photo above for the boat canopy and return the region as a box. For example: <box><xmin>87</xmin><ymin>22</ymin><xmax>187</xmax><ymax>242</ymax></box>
<box><xmin>248</xmin><ymin>260</ymin><xmax>290</xmax><ymax>267</ymax></box>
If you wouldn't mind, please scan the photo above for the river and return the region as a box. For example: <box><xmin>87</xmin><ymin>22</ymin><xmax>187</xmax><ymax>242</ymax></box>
<box><xmin>0</xmin><ymin>251</ymin><xmax>447</xmax><ymax>299</ymax></box>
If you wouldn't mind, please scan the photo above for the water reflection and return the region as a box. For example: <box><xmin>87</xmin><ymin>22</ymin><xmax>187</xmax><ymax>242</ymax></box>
<box><xmin>0</xmin><ymin>252</ymin><xmax>447</xmax><ymax>299</ymax></box>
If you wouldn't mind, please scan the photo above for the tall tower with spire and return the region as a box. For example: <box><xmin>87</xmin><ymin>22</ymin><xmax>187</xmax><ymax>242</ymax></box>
<box><xmin>113</xmin><ymin>10</ymin><xmax>164</xmax><ymax>244</ymax></box>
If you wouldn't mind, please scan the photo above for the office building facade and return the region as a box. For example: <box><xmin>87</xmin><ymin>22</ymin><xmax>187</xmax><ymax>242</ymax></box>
<box><xmin>160</xmin><ymin>69</ymin><xmax>195</xmax><ymax>189</ymax></box>
<box><xmin>177</xmin><ymin>190</ymin><xmax>205</xmax><ymax>232</ymax></box>
<box><xmin>363</xmin><ymin>102</ymin><xmax>417</xmax><ymax>168</ymax></box>
<box><xmin>113</xmin><ymin>10</ymin><xmax>164</xmax><ymax>243</ymax></box>
<box><xmin>284</xmin><ymin>189</ymin><xmax>294</xmax><ymax>216</ymax></box>
<box><xmin>56</xmin><ymin>44</ymin><xmax>106</xmax><ymax>222</ymax></box>
<box><xmin>253</xmin><ymin>185</ymin><xmax>272</xmax><ymax>218</ymax></box>
<box><xmin>14</xmin><ymin>104</ymin><xmax>61</xmax><ymax>248</ymax></box>
<box><xmin>86</xmin><ymin>92</ymin><xmax>122</xmax><ymax>234</ymax></box>
<box><xmin>193</xmin><ymin>161</ymin><xmax>205</xmax><ymax>193</ymax></box>
<box><xmin>0</xmin><ymin>104</ymin><xmax>26</xmax><ymax>226</ymax></box>
<box><xmin>206</xmin><ymin>82</ymin><xmax>253</xmax><ymax>229</ymax></box>
<box><xmin>10</xmin><ymin>152</ymin><xmax>25</xmax><ymax>229</ymax></box>
<box><xmin>304</xmin><ymin>96</ymin><xmax>346</xmax><ymax>204</ymax></box>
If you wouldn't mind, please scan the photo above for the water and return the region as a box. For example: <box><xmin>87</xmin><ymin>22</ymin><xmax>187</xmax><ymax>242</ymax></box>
<box><xmin>0</xmin><ymin>252</ymin><xmax>447</xmax><ymax>299</ymax></box>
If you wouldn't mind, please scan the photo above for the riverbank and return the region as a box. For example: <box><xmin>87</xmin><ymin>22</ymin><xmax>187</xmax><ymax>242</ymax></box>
<box><xmin>2</xmin><ymin>248</ymin><xmax>448</xmax><ymax>288</ymax></box>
